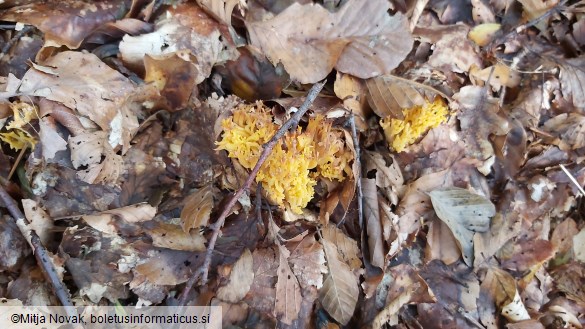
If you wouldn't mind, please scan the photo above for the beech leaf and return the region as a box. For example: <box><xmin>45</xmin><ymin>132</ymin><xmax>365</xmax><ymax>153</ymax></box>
<box><xmin>429</xmin><ymin>187</ymin><xmax>495</xmax><ymax>266</ymax></box>
<box><xmin>319</xmin><ymin>239</ymin><xmax>359</xmax><ymax>325</ymax></box>
<box><xmin>217</xmin><ymin>249</ymin><xmax>254</xmax><ymax>303</ymax></box>
<box><xmin>247</xmin><ymin>0</ymin><xmax>412</xmax><ymax>83</ymax></box>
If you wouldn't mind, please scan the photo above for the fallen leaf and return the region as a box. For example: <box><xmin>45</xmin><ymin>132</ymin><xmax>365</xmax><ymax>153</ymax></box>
<box><xmin>19</xmin><ymin>51</ymin><xmax>139</xmax><ymax>151</ymax></box>
<box><xmin>362</xmin><ymin>178</ymin><xmax>385</xmax><ymax>269</ymax></box>
<box><xmin>429</xmin><ymin>187</ymin><xmax>495</xmax><ymax>266</ymax></box>
<box><xmin>217</xmin><ymin>249</ymin><xmax>255</xmax><ymax>303</ymax></box>
<box><xmin>320</xmin><ymin>224</ymin><xmax>362</xmax><ymax>270</ymax></box>
<box><xmin>180</xmin><ymin>185</ymin><xmax>214</xmax><ymax>232</ymax></box>
<box><xmin>319</xmin><ymin>239</ymin><xmax>359</xmax><ymax>325</ymax></box>
<box><xmin>274</xmin><ymin>245</ymin><xmax>302</xmax><ymax>325</ymax></box>
<box><xmin>247</xmin><ymin>0</ymin><xmax>412</xmax><ymax>83</ymax></box>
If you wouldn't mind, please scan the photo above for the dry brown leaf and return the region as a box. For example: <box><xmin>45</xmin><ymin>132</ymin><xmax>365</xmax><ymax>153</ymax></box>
<box><xmin>551</xmin><ymin>218</ymin><xmax>577</xmax><ymax>256</ymax></box>
<box><xmin>470</xmin><ymin>63</ymin><xmax>521</xmax><ymax>89</ymax></box>
<box><xmin>38</xmin><ymin>116</ymin><xmax>67</xmax><ymax>161</ymax></box>
<box><xmin>288</xmin><ymin>234</ymin><xmax>327</xmax><ymax>289</ymax></box>
<box><xmin>119</xmin><ymin>3</ymin><xmax>238</xmax><ymax>83</ymax></box>
<box><xmin>362</xmin><ymin>178</ymin><xmax>385</xmax><ymax>269</ymax></box>
<box><xmin>364</xmin><ymin>150</ymin><xmax>404</xmax><ymax>205</ymax></box>
<box><xmin>0</xmin><ymin>0</ymin><xmax>125</xmax><ymax>48</ymax></box>
<box><xmin>429</xmin><ymin>187</ymin><xmax>495</xmax><ymax>266</ymax></box>
<box><xmin>82</xmin><ymin>203</ymin><xmax>157</xmax><ymax>235</ymax></box>
<box><xmin>425</xmin><ymin>218</ymin><xmax>460</xmax><ymax>265</ymax></box>
<box><xmin>427</xmin><ymin>24</ymin><xmax>482</xmax><ymax>74</ymax></box>
<box><xmin>453</xmin><ymin>86</ymin><xmax>510</xmax><ymax>169</ymax></box>
<box><xmin>19</xmin><ymin>51</ymin><xmax>139</xmax><ymax>152</ymax></box>
<box><xmin>274</xmin><ymin>245</ymin><xmax>302</xmax><ymax>325</ymax></box>
<box><xmin>180</xmin><ymin>185</ymin><xmax>214</xmax><ymax>232</ymax></box>
<box><xmin>542</xmin><ymin>113</ymin><xmax>585</xmax><ymax>151</ymax></box>
<box><xmin>572</xmin><ymin>228</ymin><xmax>585</xmax><ymax>263</ymax></box>
<box><xmin>319</xmin><ymin>239</ymin><xmax>359</xmax><ymax>325</ymax></box>
<box><xmin>333</xmin><ymin>72</ymin><xmax>367</xmax><ymax>130</ymax></box>
<box><xmin>247</xmin><ymin>0</ymin><xmax>412</xmax><ymax>83</ymax></box>
<box><xmin>366</xmin><ymin>75</ymin><xmax>449</xmax><ymax>120</ymax></box>
<box><xmin>144</xmin><ymin>53</ymin><xmax>199</xmax><ymax>111</ymax></box>
<box><xmin>196</xmin><ymin>0</ymin><xmax>246</xmax><ymax>27</ymax></box>
<box><xmin>217</xmin><ymin>249</ymin><xmax>255</xmax><ymax>303</ymax></box>
<box><xmin>481</xmin><ymin>266</ymin><xmax>530</xmax><ymax>322</ymax></box>
<box><xmin>22</xmin><ymin>199</ymin><xmax>54</xmax><ymax>246</ymax></box>
<box><xmin>471</xmin><ymin>0</ymin><xmax>496</xmax><ymax>23</ymax></box>
<box><xmin>145</xmin><ymin>222</ymin><xmax>206</xmax><ymax>252</ymax></box>
<box><xmin>558</xmin><ymin>58</ymin><xmax>585</xmax><ymax>110</ymax></box>
<box><xmin>320</xmin><ymin>224</ymin><xmax>362</xmax><ymax>270</ymax></box>
<box><xmin>69</xmin><ymin>131</ymin><xmax>123</xmax><ymax>185</ymax></box>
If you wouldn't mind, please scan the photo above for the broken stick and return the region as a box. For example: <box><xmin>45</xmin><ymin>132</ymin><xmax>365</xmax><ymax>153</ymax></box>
<box><xmin>0</xmin><ymin>184</ymin><xmax>74</xmax><ymax>311</ymax></box>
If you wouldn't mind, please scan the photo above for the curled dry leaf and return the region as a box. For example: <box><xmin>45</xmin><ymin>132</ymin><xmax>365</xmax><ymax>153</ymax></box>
<box><xmin>196</xmin><ymin>0</ymin><xmax>246</xmax><ymax>27</ymax></box>
<box><xmin>247</xmin><ymin>0</ymin><xmax>413</xmax><ymax>83</ymax></box>
<box><xmin>362</xmin><ymin>178</ymin><xmax>385</xmax><ymax>269</ymax></box>
<box><xmin>38</xmin><ymin>116</ymin><xmax>67</xmax><ymax>161</ymax></box>
<box><xmin>144</xmin><ymin>53</ymin><xmax>198</xmax><ymax>111</ymax></box>
<box><xmin>22</xmin><ymin>199</ymin><xmax>54</xmax><ymax>246</ymax></box>
<box><xmin>429</xmin><ymin>187</ymin><xmax>495</xmax><ymax>266</ymax></box>
<box><xmin>145</xmin><ymin>222</ymin><xmax>206</xmax><ymax>252</ymax></box>
<box><xmin>319</xmin><ymin>239</ymin><xmax>359</xmax><ymax>325</ymax></box>
<box><xmin>217</xmin><ymin>249</ymin><xmax>255</xmax><ymax>303</ymax></box>
<box><xmin>119</xmin><ymin>3</ymin><xmax>238</xmax><ymax>84</ymax></box>
<box><xmin>0</xmin><ymin>0</ymin><xmax>126</xmax><ymax>48</ymax></box>
<box><xmin>69</xmin><ymin>131</ymin><xmax>123</xmax><ymax>185</ymax></box>
<box><xmin>333</xmin><ymin>72</ymin><xmax>368</xmax><ymax>130</ymax></box>
<box><xmin>82</xmin><ymin>203</ymin><xmax>157</xmax><ymax>235</ymax></box>
<box><xmin>481</xmin><ymin>267</ymin><xmax>530</xmax><ymax>323</ymax></box>
<box><xmin>366</xmin><ymin>75</ymin><xmax>449</xmax><ymax>121</ymax></box>
<box><xmin>427</xmin><ymin>23</ymin><xmax>483</xmax><ymax>74</ymax></box>
<box><xmin>18</xmin><ymin>51</ymin><xmax>139</xmax><ymax>152</ymax></box>
<box><xmin>180</xmin><ymin>185</ymin><xmax>214</xmax><ymax>232</ymax></box>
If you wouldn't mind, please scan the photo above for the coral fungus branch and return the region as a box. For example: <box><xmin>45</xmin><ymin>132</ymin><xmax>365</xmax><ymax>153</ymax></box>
<box><xmin>183</xmin><ymin>80</ymin><xmax>326</xmax><ymax>295</ymax></box>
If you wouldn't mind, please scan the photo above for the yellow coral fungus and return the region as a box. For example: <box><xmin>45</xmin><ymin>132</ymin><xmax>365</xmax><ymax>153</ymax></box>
<box><xmin>216</xmin><ymin>102</ymin><xmax>352</xmax><ymax>214</ymax></box>
<box><xmin>380</xmin><ymin>98</ymin><xmax>449</xmax><ymax>152</ymax></box>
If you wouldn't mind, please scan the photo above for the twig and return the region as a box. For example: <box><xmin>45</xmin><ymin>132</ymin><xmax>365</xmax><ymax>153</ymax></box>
<box><xmin>0</xmin><ymin>185</ymin><xmax>75</xmax><ymax>311</ymax></box>
<box><xmin>179</xmin><ymin>80</ymin><xmax>326</xmax><ymax>302</ymax></box>
<box><xmin>560</xmin><ymin>164</ymin><xmax>585</xmax><ymax>197</ymax></box>
<box><xmin>0</xmin><ymin>25</ymin><xmax>34</xmax><ymax>60</ymax></box>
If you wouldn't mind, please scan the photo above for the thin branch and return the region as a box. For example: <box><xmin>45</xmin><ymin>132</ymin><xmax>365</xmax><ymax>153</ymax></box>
<box><xmin>0</xmin><ymin>25</ymin><xmax>34</xmax><ymax>60</ymax></box>
<box><xmin>179</xmin><ymin>80</ymin><xmax>326</xmax><ymax>302</ymax></box>
<box><xmin>0</xmin><ymin>185</ymin><xmax>75</xmax><ymax>312</ymax></box>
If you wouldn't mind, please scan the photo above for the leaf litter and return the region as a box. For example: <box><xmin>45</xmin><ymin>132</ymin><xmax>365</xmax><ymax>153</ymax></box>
<box><xmin>0</xmin><ymin>0</ymin><xmax>585</xmax><ymax>328</ymax></box>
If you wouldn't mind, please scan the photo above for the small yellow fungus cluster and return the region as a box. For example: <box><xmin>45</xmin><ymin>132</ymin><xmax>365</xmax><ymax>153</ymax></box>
<box><xmin>216</xmin><ymin>102</ymin><xmax>352</xmax><ymax>214</ymax></box>
<box><xmin>380</xmin><ymin>98</ymin><xmax>449</xmax><ymax>152</ymax></box>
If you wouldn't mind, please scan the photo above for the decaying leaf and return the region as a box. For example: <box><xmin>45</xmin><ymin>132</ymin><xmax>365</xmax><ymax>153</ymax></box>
<box><xmin>145</xmin><ymin>222</ymin><xmax>206</xmax><ymax>252</ymax></box>
<box><xmin>69</xmin><ymin>131</ymin><xmax>123</xmax><ymax>185</ymax></box>
<box><xmin>119</xmin><ymin>3</ymin><xmax>238</xmax><ymax>84</ymax></box>
<box><xmin>481</xmin><ymin>267</ymin><xmax>530</xmax><ymax>323</ymax></box>
<box><xmin>319</xmin><ymin>238</ymin><xmax>359</xmax><ymax>325</ymax></box>
<box><xmin>274</xmin><ymin>245</ymin><xmax>302</xmax><ymax>325</ymax></box>
<box><xmin>82</xmin><ymin>203</ymin><xmax>157</xmax><ymax>235</ymax></box>
<box><xmin>196</xmin><ymin>0</ymin><xmax>246</xmax><ymax>27</ymax></box>
<box><xmin>180</xmin><ymin>185</ymin><xmax>214</xmax><ymax>232</ymax></box>
<box><xmin>429</xmin><ymin>187</ymin><xmax>495</xmax><ymax>266</ymax></box>
<box><xmin>333</xmin><ymin>72</ymin><xmax>367</xmax><ymax>130</ymax></box>
<box><xmin>247</xmin><ymin>0</ymin><xmax>413</xmax><ymax>83</ymax></box>
<box><xmin>217</xmin><ymin>249</ymin><xmax>255</xmax><ymax>303</ymax></box>
<box><xmin>542</xmin><ymin>113</ymin><xmax>585</xmax><ymax>151</ymax></box>
<box><xmin>362</xmin><ymin>178</ymin><xmax>385</xmax><ymax>269</ymax></box>
<box><xmin>453</xmin><ymin>86</ymin><xmax>509</xmax><ymax>170</ymax></box>
<box><xmin>320</xmin><ymin>224</ymin><xmax>362</xmax><ymax>270</ymax></box>
<box><xmin>19</xmin><ymin>51</ymin><xmax>139</xmax><ymax>152</ymax></box>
